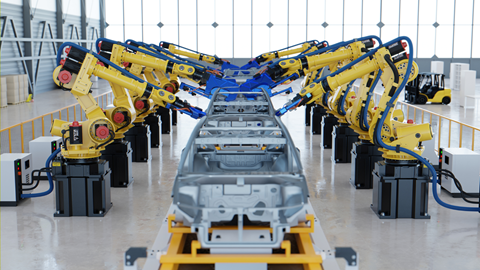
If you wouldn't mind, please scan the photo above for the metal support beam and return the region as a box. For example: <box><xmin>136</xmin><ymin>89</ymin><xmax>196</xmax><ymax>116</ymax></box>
<box><xmin>81</xmin><ymin>0</ymin><xmax>87</xmax><ymax>47</ymax></box>
<box><xmin>0</xmin><ymin>37</ymin><xmax>97</xmax><ymax>42</ymax></box>
<box><xmin>56</xmin><ymin>0</ymin><xmax>64</xmax><ymax>48</ymax></box>
<box><xmin>100</xmin><ymin>0</ymin><xmax>106</xmax><ymax>38</ymax></box>
<box><xmin>22</xmin><ymin>0</ymin><xmax>34</xmax><ymax>95</ymax></box>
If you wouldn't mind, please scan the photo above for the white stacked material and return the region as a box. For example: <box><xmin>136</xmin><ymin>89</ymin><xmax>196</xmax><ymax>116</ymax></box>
<box><xmin>17</xmin><ymin>75</ymin><xmax>25</xmax><ymax>102</ymax></box>
<box><xmin>3</xmin><ymin>75</ymin><xmax>21</xmax><ymax>104</ymax></box>
<box><xmin>449</xmin><ymin>63</ymin><xmax>469</xmax><ymax>91</ymax></box>
<box><xmin>1</xmin><ymin>77</ymin><xmax>7</xmax><ymax>107</ymax></box>
<box><xmin>21</xmin><ymin>75</ymin><xmax>29</xmax><ymax>100</ymax></box>
<box><xmin>430</xmin><ymin>61</ymin><xmax>444</xmax><ymax>74</ymax></box>
<box><xmin>460</xmin><ymin>70</ymin><xmax>477</xmax><ymax>108</ymax></box>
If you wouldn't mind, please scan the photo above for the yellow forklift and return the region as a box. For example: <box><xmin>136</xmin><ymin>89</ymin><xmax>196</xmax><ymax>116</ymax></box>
<box><xmin>405</xmin><ymin>72</ymin><xmax>451</xmax><ymax>104</ymax></box>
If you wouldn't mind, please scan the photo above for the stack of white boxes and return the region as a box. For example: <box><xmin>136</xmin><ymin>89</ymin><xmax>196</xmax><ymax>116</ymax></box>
<box><xmin>431</xmin><ymin>61</ymin><xmax>444</xmax><ymax>74</ymax></box>
<box><xmin>1</xmin><ymin>77</ymin><xmax>7</xmax><ymax>107</ymax></box>
<box><xmin>20</xmin><ymin>74</ymin><xmax>29</xmax><ymax>101</ymax></box>
<box><xmin>449</xmin><ymin>63</ymin><xmax>469</xmax><ymax>91</ymax></box>
<box><xmin>17</xmin><ymin>74</ymin><xmax>25</xmax><ymax>102</ymax></box>
<box><xmin>460</xmin><ymin>70</ymin><xmax>477</xmax><ymax>108</ymax></box>
<box><xmin>1</xmin><ymin>74</ymin><xmax>29</xmax><ymax>105</ymax></box>
<box><xmin>3</xmin><ymin>75</ymin><xmax>21</xmax><ymax>104</ymax></box>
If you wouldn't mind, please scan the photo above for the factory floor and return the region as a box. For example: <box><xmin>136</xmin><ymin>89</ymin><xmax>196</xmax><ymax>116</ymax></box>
<box><xmin>1</xmin><ymin>80</ymin><xmax>480</xmax><ymax>270</ymax></box>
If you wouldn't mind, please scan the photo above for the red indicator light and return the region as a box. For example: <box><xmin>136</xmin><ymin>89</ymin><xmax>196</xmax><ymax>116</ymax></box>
<box><xmin>18</xmin><ymin>172</ymin><xmax>21</xmax><ymax>176</ymax></box>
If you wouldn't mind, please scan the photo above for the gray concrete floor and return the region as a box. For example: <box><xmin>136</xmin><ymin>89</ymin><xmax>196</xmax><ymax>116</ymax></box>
<box><xmin>1</xmin><ymin>80</ymin><xmax>480</xmax><ymax>270</ymax></box>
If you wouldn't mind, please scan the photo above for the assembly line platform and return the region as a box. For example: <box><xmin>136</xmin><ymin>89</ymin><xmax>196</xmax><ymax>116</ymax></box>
<box><xmin>124</xmin><ymin>201</ymin><xmax>356</xmax><ymax>270</ymax></box>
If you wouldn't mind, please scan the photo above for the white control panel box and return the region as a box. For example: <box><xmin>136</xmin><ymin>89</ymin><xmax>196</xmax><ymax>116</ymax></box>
<box><xmin>1</xmin><ymin>153</ymin><xmax>33</xmax><ymax>206</ymax></box>
<box><xmin>29</xmin><ymin>136</ymin><xmax>62</xmax><ymax>172</ymax></box>
<box><xmin>441</xmin><ymin>148</ymin><xmax>480</xmax><ymax>195</ymax></box>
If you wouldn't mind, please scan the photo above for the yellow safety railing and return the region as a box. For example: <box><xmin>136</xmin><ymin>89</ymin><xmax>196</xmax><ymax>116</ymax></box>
<box><xmin>0</xmin><ymin>91</ymin><xmax>114</xmax><ymax>153</ymax></box>
<box><xmin>373</xmin><ymin>92</ymin><xmax>480</xmax><ymax>152</ymax></box>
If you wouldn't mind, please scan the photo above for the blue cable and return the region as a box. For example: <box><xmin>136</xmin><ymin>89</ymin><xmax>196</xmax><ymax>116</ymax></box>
<box><xmin>339</xmin><ymin>80</ymin><xmax>355</xmax><ymax>115</ymax></box>
<box><xmin>373</xmin><ymin>36</ymin><xmax>480</xmax><ymax>212</ymax></box>
<box><xmin>21</xmin><ymin>147</ymin><xmax>61</xmax><ymax>198</ymax></box>
<box><xmin>363</xmin><ymin>70</ymin><xmax>383</xmax><ymax>129</ymax></box>
<box><xmin>313</xmin><ymin>68</ymin><xmax>324</xmax><ymax>81</ymax></box>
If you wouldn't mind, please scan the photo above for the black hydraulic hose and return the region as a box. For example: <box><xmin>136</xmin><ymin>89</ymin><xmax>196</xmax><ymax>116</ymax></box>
<box><xmin>439</xmin><ymin>172</ymin><xmax>479</xmax><ymax>204</ymax></box>
<box><xmin>359</xmin><ymin>107</ymin><xmax>367</xmax><ymax>131</ymax></box>
<box><xmin>61</xmin><ymin>130</ymin><xmax>68</xmax><ymax>151</ymax></box>
<box><xmin>384</xmin><ymin>55</ymin><xmax>399</xmax><ymax>97</ymax></box>
<box><xmin>322</xmin><ymin>92</ymin><xmax>329</xmax><ymax>107</ymax></box>
<box><xmin>137</xmin><ymin>108</ymin><xmax>149</xmax><ymax>117</ymax></box>
<box><xmin>22</xmin><ymin>168</ymin><xmax>52</xmax><ymax>191</ymax></box>
<box><xmin>21</xmin><ymin>169</ymin><xmax>43</xmax><ymax>186</ymax></box>
<box><xmin>436</xmin><ymin>169</ymin><xmax>480</xmax><ymax>204</ymax></box>
<box><xmin>337</xmin><ymin>97</ymin><xmax>343</xmax><ymax>115</ymax></box>
<box><xmin>359</xmin><ymin>72</ymin><xmax>376</xmax><ymax>131</ymax></box>
<box><xmin>116</xmin><ymin>116</ymin><xmax>131</xmax><ymax>132</ymax></box>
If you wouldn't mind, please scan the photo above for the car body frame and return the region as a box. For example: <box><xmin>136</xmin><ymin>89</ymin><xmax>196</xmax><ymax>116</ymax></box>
<box><xmin>171</xmin><ymin>89</ymin><xmax>309</xmax><ymax>249</ymax></box>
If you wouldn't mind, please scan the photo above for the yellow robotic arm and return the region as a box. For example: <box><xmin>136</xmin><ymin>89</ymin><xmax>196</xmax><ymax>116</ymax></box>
<box><xmin>323</xmin><ymin>59</ymin><xmax>355</xmax><ymax>121</ymax></box>
<box><xmin>160</xmin><ymin>41</ymin><xmax>226</xmax><ymax>66</ymax></box>
<box><xmin>344</xmin><ymin>71</ymin><xmax>380</xmax><ymax>139</ymax></box>
<box><xmin>344</xmin><ymin>70</ymin><xmax>405</xmax><ymax>141</ymax></box>
<box><xmin>251</xmin><ymin>40</ymin><xmax>327</xmax><ymax>66</ymax></box>
<box><xmin>326</xmin><ymin>82</ymin><xmax>354</xmax><ymax>122</ymax></box>
<box><xmin>52</xmin><ymin>45</ymin><xmax>204</xmax><ymax>159</ymax></box>
<box><xmin>51</xmin><ymin>53</ymin><xmax>117</xmax><ymax>159</ymax></box>
<box><xmin>60</xmin><ymin>47</ymin><xmax>194</xmax><ymax>109</ymax></box>
<box><xmin>99</xmin><ymin>41</ymin><xmax>212</xmax><ymax>88</ymax></box>
<box><xmin>283</xmin><ymin>41</ymin><xmax>427</xmax><ymax>160</ymax></box>
<box><xmin>265</xmin><ymin>40</ymin><xmax>374</xmax><ymax>82</ymax></box>
<box><xmin>367</xmin><ymin>58</ymin><xmax>428</xmax><ymax>161</ymax></box>
<box><xmin>53</xmin><ymin>59</ymin><xmax>137</xmax><ymax>141</ymax></box>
